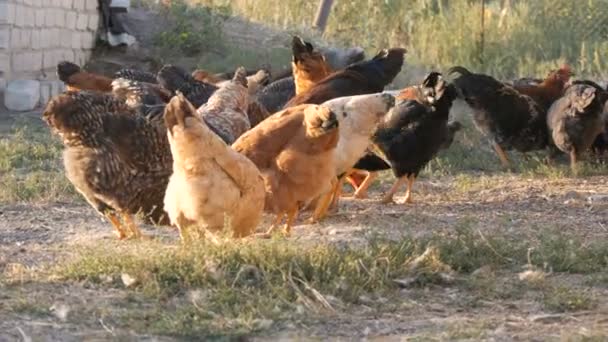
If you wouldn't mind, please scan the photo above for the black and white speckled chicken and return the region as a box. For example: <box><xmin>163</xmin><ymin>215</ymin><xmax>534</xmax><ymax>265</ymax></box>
<box><xmin>42</xmin><ymin>91</ymin><xmax>172</xmax><ymax>239</ymax></box>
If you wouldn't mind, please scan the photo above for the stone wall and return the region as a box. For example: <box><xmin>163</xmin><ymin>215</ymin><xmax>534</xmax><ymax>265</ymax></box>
<box><xmin>0</xmin><ymin>0</ymin><xmax>100</xmax><ymax>109</ymax></box>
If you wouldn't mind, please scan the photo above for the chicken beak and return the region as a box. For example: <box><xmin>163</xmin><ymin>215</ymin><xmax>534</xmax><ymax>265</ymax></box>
<box><xmin>321</xmin><ymin>111</ymin><xmax>339</xmax><ymax>130</ymax></box>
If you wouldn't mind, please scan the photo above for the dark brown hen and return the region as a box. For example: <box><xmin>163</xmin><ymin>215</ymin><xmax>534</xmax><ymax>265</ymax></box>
<box><xmin>42</xmin><ymin>91</ymin><xmax>172</xmax><ymax>239</ymax></box>
<box><xmin>449</xmin><ymin>66</ymin><xmax>548</xmax><ymax>168</ymax></box>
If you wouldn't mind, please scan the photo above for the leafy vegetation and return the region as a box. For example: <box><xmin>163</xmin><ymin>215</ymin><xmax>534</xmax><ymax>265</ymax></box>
<box><xmin>191</xmin><ymin>0</ymin><xmax>608</xmax><ymax>79</ymax></box>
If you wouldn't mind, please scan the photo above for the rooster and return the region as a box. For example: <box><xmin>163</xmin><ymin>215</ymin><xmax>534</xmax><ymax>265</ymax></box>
<box><xmin>449</xmin><ymin>66</ymin><xmax>548</xmax><ymax>168</ymax></box>
<box><xmin>285</xmin><ymin>48</ymin><xmax>406</xmax><ymax>107</ymax></box>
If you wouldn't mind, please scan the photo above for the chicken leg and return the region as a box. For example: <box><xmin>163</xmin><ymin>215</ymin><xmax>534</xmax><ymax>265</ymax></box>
<box><xmin>105</xmin><ymin>212</ymin><xmax>127</xmax><ymax>240</ymax></box>
<box><xmin>353</xmin><ymin>171</ymin><xmax>378</xmax><ymax>199</ymax></box>
<box><xmin>570</xmin><ymin>150</ymin><xmax>578</xmax><ymax>174</ymax></box>
<box><xmin>403</xmin><ymin>175</ymin><xmax>416</xmax><ymax>203</ymax></box>
<box><xmin>492</xmin><ymin>142</ymin><xmax>511</xmax><ymax>168</ymax></box>
<box><xmin>123</xmin><ymin>213</ymin><xmax>145</xmax><ymax>239</ymax></box>
<box><xmin>381</xmin><ymin>176</ymin><xmax>408</xmax><ymax>204</ymax></box>
<box><xmin>282</xmin><ymin>207</ymin><xmax>299</xmax><ymax>236</ymax></box>
<box><xmin>309</xmin><ymin>178</ymin><xmax>340</xmax><ymax>223</ymax></box>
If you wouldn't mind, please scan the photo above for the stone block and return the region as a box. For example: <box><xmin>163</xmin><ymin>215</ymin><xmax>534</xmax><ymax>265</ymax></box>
<box><xmin>0</xmin><ymin>53</ymin><xmax>10</xmax><ymax>75</ymax></box>
<box><xmin>65</xmin><ymin>11</ymin><xmax>76</xmax><ymax>29</ymax></box>
<box><xmin>22</xmin><ymin>6</ymin><xmax>34</xmax><ymax>27</ymax></box>
<box><xmin>85</xmin><ymin>0</ymin><xmax>97</xmax><ymax>11</ymax></box>
<box><xmin>76</xmin><ymin>13</ymin><xmax>87</xmax><ymax>30</ymax></box>
<box><xmin>0</xmin><ymin>2</ymin><xmax>9</xmax><ymax>24</ymax></box>
<box><xmin>73</xmin><ymin>0</ymin><xmax>84</xmax><ymax>10</ymax></box>
<box><xmin>31</xmin><ymin>51</ymin><xmax>43</xmax><ymax>70</ymax></box>
<box><xmin>52</xmin><ymin>28</ymin><xmax>62</xmax><ymax>48</ymax></box>
<box><xmin>0</xmin><ymin>26</ymin><xmax>9</xmax><ymax>49</ymax></box>
<box><xmin>20</xmin><ymin>28</ymin><xmax>31</xmax><ymax>48</ymax></box>
<box><xmin>43</xmin><ymin>50</ymin><xmax>56</xmax><ymax>69</ymax></box>
<box><xmin>31</xmin><ymin>29</ymin><xmax>40</xmax><ymax>49</ymax></box>
<box><xmin>15</xmin><ymin>5</ymin><xmax>26</xmax><ymax>28</ymax></box>
<box><xmin>10</xmin><ymin>28</ymin><xmax>19</xmax><ymax>49</ymax></box>
<box><xmin>5</xmin><ymin>79</ymin><xmax>41</xmax><ymax>111</ymax></box>
<box><xmin>55</xmin><ymin>9</ymin><xmax>65</xmax><ymax>28</ymax></box>
<box><xmin>39</xmin><ymin>29</ymin><xmax>50</xmax><ymax>48</ymax></box>
<box><xmin>71</xmin><ymin>31</ymin><xmax>80</xmax><ymax>49</ymax></box>
<box><xmin>87</xmin><ymin>13</ymin><xmax>99</xmax><ymax>31</ymax></box>
<box><xmin>45</xmin><ymin>8</ymin><xmax>54</xmax><ymax>27</ymax></box>
<box><xmin>81</xmin><ymin>31</ymin><xmax>95</xmax><ymax>49</ymax></box>
<box><xmin>61</xmin><ymin>49</ymin><xmax>73</xmax><ymax>62</ymax></box>
<box><xmin>35</xmin><ymin>8</ymin><xmax>44</xmax><ymax>27</ymax></box>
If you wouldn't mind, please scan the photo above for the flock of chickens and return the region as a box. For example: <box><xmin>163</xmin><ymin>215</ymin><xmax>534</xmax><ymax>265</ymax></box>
<box><xmin>41</xmin><ymin>36</ymin><xmax>608</xmax><ymax>241</ymax></box>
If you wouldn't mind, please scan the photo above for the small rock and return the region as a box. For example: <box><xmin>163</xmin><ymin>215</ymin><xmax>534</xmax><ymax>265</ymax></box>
<box><xmin>50</xmin><ymin>303</ymin><xmax>70</xmax><ymax>322</ymax></box>
<box><xmin>4</xmin><ymin>80</ymin><xmax>41</xmax><ymax>111</ymax></box>
<box><xmin>120</xmin><ymin>273</ymin><xmax>138</xmax><ymax>288</ymax></box>
<box><xmin>253</xmin><ymin>319</ymin><xmax>274</xmax><ymax>329</ymax></box>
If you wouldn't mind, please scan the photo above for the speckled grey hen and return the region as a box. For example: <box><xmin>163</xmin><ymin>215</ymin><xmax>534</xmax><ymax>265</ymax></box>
<box><xmin>42</xmin><ymin>91</ymin><xmax>172</xmax><ymax>239</ymax></box>
<box><xmin>197</xmin><ymin>67</ymin><xmax>251</xmax><ymax>144</ymax></box>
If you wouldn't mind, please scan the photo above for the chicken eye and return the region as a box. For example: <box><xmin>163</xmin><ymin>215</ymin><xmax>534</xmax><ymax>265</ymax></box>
<box><xmin>342</xmin><ymin>112</ymin><xmax>348</xmax><ymax>118</ymax></box>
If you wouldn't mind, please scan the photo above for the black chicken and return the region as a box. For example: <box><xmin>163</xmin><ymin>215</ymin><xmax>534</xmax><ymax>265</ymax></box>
<box><xmin>449</xmin><ymin>66</ymin><xmax>548</xmax><ymax>168</ymax></box>
<box><xmin>369</xmin><ymin>72</ymin><xmax>458</xmax><ymax>204</ymax></box>
<box><xmin>157</xmin><ymin>64</ymin><xmax>218</xmax><ymax>108</ymax></box>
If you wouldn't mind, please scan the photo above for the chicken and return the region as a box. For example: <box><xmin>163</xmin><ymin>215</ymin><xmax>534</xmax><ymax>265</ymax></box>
<box><xmin>547</xmin><ymin>82</ymin><xmax>608</xmax><ymax>171</ymax></box>
<box><xmin>114</xmin><ymin>69</ymin><xmax>158</xmax><ymax>84</ymax></box>
<box><xmin>197</xmin><ymin>67</ymin><xmax>251</xmax><ymax>144</ymax></box>
<box><xmin>42</xmin><ymin>91</ymin><xmax>172</xmax><ymax>239</ymax></box>
<box><xmin>163</xmin><ymin>94</ymin><xmax>265</xmax><ymax>241</ymax></box>
<box><xmin>257</xmin><ymin>36</ymin><xmax>333</xmax><ymax>113</ymax></box>
<box><xmin>232</xmin><ymin>104</ymin><xmax>340</xmax><ymax>236</ymax></box>
<box><xmin>157</xmin><ymin>64</ymin><xmax>218</xmax><ymax>108</ymax></box>
<box><xmin>57</xmin><ymin>61</ymin><xmax>113</xmax><ymax>92</ymax></box>
<box><xmin>192</xmin><ymin>69</ymin><xmax>227</xmax><ymax>84</ymax></box>
<box><xmin>318</xmin><ymin>45</ymin><xmax>365</xmax><ymax>71</ymax></box>
<box><xmin>285</xmin><ymin>48</ymin><xmax>406</xmax><ymax>107</ymax></box>
<box><xmin>194</xmin><ymin>68</ymin><xmax>270</xmax><ymax>97</ymax></box>
<box><xmin>308</xmin><ymin>93</ymin><xmax>395</xmax><ymax>222</ymax></box>
<box><xmin>512</xmin><ymin>65</ymin><xmax>573</xmax><ymax>112</ymax></box>
<box><xmin>449</xmin><ymin>66</ymin><xmax>548</xmax><ymax>168</ymax></box>
<box><xmin>371</xmin><ymin>72</ymin><xmax>458</xmax><ymax>204</ymax></box>
<box><xmin>111</xmin><ymin>78</ymin><xmax>172</xmax><ymax>119</ymax></box>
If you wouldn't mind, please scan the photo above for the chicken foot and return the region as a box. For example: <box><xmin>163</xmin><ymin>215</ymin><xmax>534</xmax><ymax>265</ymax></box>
<box><xmin>492</xmin><ymin>142</ymin><xmax>511</xmax><ymax>168</ymax></box>
<box><xmin>105</xmin><ymin>211</ymin><xmax>127</xmax><ymax>240</ymax></box>
<box><xmin>353</xmin><ymin>171</ymin><xmax>378</xmax><ymax>199</ymax></box>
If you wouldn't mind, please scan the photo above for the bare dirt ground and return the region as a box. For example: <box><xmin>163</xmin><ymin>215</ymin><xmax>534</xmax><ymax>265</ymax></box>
<box><xmin>1</xmin><ymin>112</ymin><xmax>608</xmax><ymax>340</ymax></box>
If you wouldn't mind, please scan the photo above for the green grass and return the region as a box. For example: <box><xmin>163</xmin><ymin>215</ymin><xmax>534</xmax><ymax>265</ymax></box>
<box><xmin>543</xmin><ymin>286</ymin><xmax>597</xmax><ymax>312</ymax></box>
<box><xmin>0</xmin><ymin>126</ymin><xmax>78</xmax><ymax>203</ymax></box>
<box><xmin>43</xmin><ymin>226</ymin><xmax>608</xmax><ymax>337</ymax></box>
<box><xmin>193</xmin><ymin>0</ymin><xmax>608</xmax><ymax>80</ymax></box>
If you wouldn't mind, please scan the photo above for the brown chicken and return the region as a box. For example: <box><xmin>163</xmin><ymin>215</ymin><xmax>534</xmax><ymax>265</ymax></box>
<box><xmin>232</xmin><ymin>104</ymin><xmax>340</xmax><ymax>236</ymax></box>
<box><xmin>57</xmin><ymin>61</ymin><xmax>113</xmax><ymax>92</ymax></box>
<box><xmin>285</xmin><ymin>47</ymin><xmax>406</xmax><ymax>108</ymax></box>
<box><xmin>163</xmin><ymin>94</ymin><xmax>265</xmax><ymax>241</ymax></box>
<box><xmin>513</xmin><ymin>65</ymin><xmax>574</xmax><ymax>112</ymax></box>
<box><xmin>292</xmin><ymin>36</ymin><xmax>332</xmax><ymax>95</ymax></box>
<box><xmin>42</xmin><ymin>91</ymin><xmax>172</xmax><ymax>239</ymax></box>
<box><xmin>197</xmin><ymin>67</ymin><xmax>251</xmax><ymax>144</ymax></box>
<box><xmin>257</xmin><ymin>36</ymin><xmax>334</xmax><ymax>113</ymax></box>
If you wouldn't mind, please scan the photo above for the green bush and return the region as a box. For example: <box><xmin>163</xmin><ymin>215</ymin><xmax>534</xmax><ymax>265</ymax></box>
<box><xmin>153</xmin><ymin>0</ymin><xmax>230</xmax><ymax>56</ymax></box>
